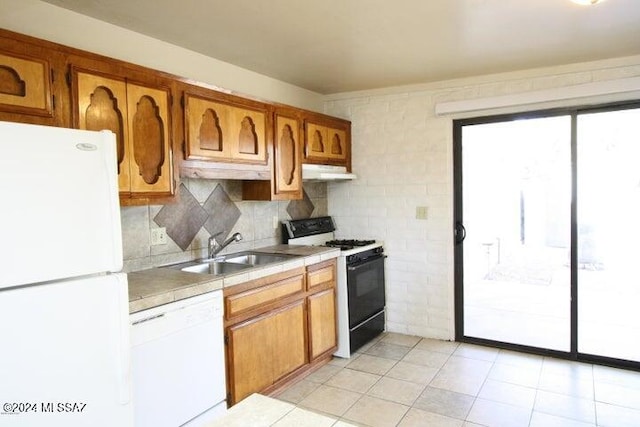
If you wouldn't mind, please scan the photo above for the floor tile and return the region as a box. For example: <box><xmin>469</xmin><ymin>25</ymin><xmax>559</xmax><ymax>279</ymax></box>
<box><xmin>342</xmin><ymin>395</ymin><xmax>409</xmax><ymax>427</ymax></box>
<box><xmin>488</xmin><ymin>362</ymin><xmax>541</xmax><ymax>388</ymax></box>
<box><xmin>495</xmin><ymin>349</ymin><xmax>543</xmax><ymax>369</ymax></box>
<box><xmin>307</xmin><ymin>364</ymin><xmax>343</xmax><ymax>383</ymax></box>
<box><xmin>330</xmin><ymin>355</ymin><xmax>359</xmax><ymax>368</ymax></box>
<box><xmin>397</xmin><ymin>407</ymin><xmax>463</xmax><ymax>427</ymax></box>
<box><xmin>593</xmin><ymin>365</ymin><xmax>640</xmax><ymax>390</ymax></box>
<box><xmin>386</xmin><ymin>361</ymin><xmax>439</xmax><ymax>385</ymax></box>
<box><xmin>325</xmin><ymin>368</ymin><xmax>381</xmax><ymax>393</ymax></box>
<box><xmin>534</xmin><ymin>390</ymin><xmax>596</xmax><ymax>424</ymax></box>
<box><xmin>541</xmin><ymin>357</ymin><xmax>593</xmax><ymax>381</ymax></box>
<box><xmin>477</xmin><ymin>379</ymin><xmax>536</xmax><ymax>409</ymax></box>
<box><xmin>402</xmin><ymin>348</ymin><xmax>450</xmax><ymax>369</ymax></box>
<box><xmin>298</xmin><ymin>385</ymin><xmax>362</xmax><ymax>417</ymax></box>
<box><xmin>439</xmin><ymin>355</ymin><xmax>494</xmax><ymax>378</ymax></box>
<box><xmin>367</xmin><ymin>376</ymin><xmax>426</xmax><ymax>406</ymax></box>
<box><xmin>596</xmin><ymin>401</ymin><xmax>640</xmax><ymax>427</ymax></box>
<box><xmin>346</xmin><ymin>354</ymin><xmax>397</xmax><ymax>376</ymax></box>
<box><xmin>380</xmin><ymin>333</ymin><xmax>421</xmax><ymax>348</ymax></box>
<box><xmin>430</xmin><ymin>370</ymin><xmax>487</xmax><ymax>396</ymax></box>
<box><xmin>276</xmin><ymin>379</ymin><xmax>321</xmax><ymax>404</ymax></box>
<box><xmin>594</xmin><ymin>381</ymin><xmax>640</xmax><ymax>410</ymax></box>
<box><xmin>412</xmin><ymin>387</ymin><xmax>474</xmax><ymax>420</ymax></box>
<box><xmin>365</xmin><ymin>342</ymin><xmax>412</xmax><ymax>360</ymax></box>
<box><xmin>453</xmin><ymin>343</ymin><xmax>499</xmax><ymax>362</ymax></box>
<box><xmin>415</xmin><ymin>338</ymin><xmax>460</xmax><ymax>355</ymax></box>
<box><xmin>466</xmin><ymin>398</ymin><xmax>532</xmax><ymax>427</ymax></box>
<box><xmin>538</xmin><ymin>371</ymin><xmax>594</xmax><ymax>400</ymax></box>
<box><xmin>529</xmin><ymin>411</ymin><xmax>596</xmax><ymax>427</ymax></box>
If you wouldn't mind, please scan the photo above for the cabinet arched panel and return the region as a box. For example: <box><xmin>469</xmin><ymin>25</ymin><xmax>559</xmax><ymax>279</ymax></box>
<box><xmin>0</xmin><ymin>52</ymin><xmax>51</xmax><ymax>117</ymax></box>
<box><xmin>199</xmin><ymin>108</ymin><xmax>223</xmax><ymax>152</ymax></box>
<box><xmin>238</xmin><ymin>116</ymin><xmax>258</xmax><ymax>154</ymax></box>
<box><xmin>131</xmin><ymin>95</ymin><xmax>165</xmax><ymax>185</ymax></box>
<box><xmin>85</xmin><ymin>86</ymin><xmax>125</xmax><ymax>174</ymax></box>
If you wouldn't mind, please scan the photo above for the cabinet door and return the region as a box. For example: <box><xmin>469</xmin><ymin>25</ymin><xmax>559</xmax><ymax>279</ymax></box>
<box><xmin>271</xmin><ymin>300</ymin><xmax>307</xmax><ymax>381</ymax></box>
<box><xmin>126</xmin><ymin>83</ymin><xmax>173</xmax><ymax>196</ymax></box>
<box><xmin>74</xmin><ymin>71</ymin><xmax>131</xmax><ymax>193</ymax></box>
<box><xmin>184</xmin><ymin>94</ymin><xmax>230</xmax><ymax>161</ymax></box>
<box><xmin>227</xmin><ymin>300</ymin><xmax>307</xmax><ymax>404</ymax></box>
<box><xmin>308</xmin><ymin>288</ymin><xmax>337</xmax><ymax>360</ymax></box>
<box><xmin>305</xmin><ymin>122</ymin><xmax>328</xmax><ymax>161</ymax></box>
<box><xmin>227</xmin><ymin>313</ymin><xmax>274</xmax><ymax>404</ymax></box>
<box><xmin>0</xmin><ymin>52</ymin><xmax>52</xmax><ymax>118</ymax></box>
<box><xmin>273</xmin><ymin>113</ymin><xmax>302</xmax><ymax>198</ymax></box>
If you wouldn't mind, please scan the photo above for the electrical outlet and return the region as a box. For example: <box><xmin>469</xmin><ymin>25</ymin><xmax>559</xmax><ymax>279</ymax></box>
<box><xmin>273</xmin><ymin>216</ymin><xmax>279</xmax><ymax>229</ymax></box>
<box><xmin>150</xmin><ymin>227</ymin><xmax>168</xmax><ymax>245</ymax></box>
<box><xmin>416</xmin><ymin>206</ymin><xmax>428</xmax><ymax>220</ymax></box>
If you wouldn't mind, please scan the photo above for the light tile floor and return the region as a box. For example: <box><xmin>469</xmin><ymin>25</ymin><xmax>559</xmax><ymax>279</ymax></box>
<box><xmin>273</xmin><ymin>333</ymin><xmax>640</xmax><ymax>427</ymax></box>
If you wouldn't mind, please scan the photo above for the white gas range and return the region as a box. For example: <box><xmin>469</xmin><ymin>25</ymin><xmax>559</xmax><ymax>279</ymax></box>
<box><xmin>282</xmin><ymin>217</ymin><xmax>386</xmax><ymax>358</ymax></box>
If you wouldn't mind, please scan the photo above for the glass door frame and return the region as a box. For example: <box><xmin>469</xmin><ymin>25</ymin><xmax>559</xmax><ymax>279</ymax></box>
<box><xmin>453</xmin><ymin>100</ymin><xmax>640</xmax><ymax>371</ymax></box>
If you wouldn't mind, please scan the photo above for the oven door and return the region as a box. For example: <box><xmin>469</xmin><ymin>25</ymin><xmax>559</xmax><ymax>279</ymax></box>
<box><xmin>347</xmin><ymin>255</ymin><xmax>386</xmax><ymax>329</ymax></box>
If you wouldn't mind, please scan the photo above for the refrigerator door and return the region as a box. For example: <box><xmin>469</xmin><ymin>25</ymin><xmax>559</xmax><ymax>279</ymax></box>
<box><xmin>0</xmin><ymin>273</ymin><xmax>132</xmax><ymax>427</ymax></box>
<box><xmin>0</xmin><ymin>121</ymin><xmax>122</xmax><ymax>288</ymax></box>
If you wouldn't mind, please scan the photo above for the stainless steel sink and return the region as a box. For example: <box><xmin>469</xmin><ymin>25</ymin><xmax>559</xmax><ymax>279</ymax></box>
<box><xmin>223</xmin><ymin>251</ymin><xmax>297</xmax><ymax>266</ymax></box>
<box><xmin>169</xmin><ymin>260</ymin><xmax>251</xmax><ymax>275</ymax></box>
<box><xmin>164</xmin><ymin>251</ymin><xmax>298</xmax><ymax>276</ymax></box>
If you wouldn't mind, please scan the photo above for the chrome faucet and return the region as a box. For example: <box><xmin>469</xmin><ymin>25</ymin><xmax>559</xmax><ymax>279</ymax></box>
<box><xmin>208</xmin><ymin>232</ymin><xmax>243</xmax><ymax>259</ymax></box>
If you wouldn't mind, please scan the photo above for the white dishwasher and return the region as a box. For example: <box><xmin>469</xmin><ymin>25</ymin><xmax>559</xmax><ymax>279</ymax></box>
<box><xmin>130</xmin><ymin>290</ymin><xmax>226</xmax><ymax>427</ymax></box>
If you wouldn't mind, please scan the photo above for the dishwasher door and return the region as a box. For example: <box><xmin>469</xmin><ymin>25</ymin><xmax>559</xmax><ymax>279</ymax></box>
<box><xmin>131</xmin><ymin>291</ymin><xmax>226</xmax><ymax>427</ymax></box>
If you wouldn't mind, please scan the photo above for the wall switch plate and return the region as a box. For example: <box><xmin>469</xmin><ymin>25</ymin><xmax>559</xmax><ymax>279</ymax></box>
<box><xmin>416</xmin><ymin>206</ymin><xmax>428</xmax><ymax>220</ymax></box>
<box><xmin>151</xmin><ymin>227</ymin><xmax>168</xmax><ymax>245</ymax></box>
<box><xmin>273</xmin><ymin>216</ymin><xmax>279</xmax><ymax>229</ymax></box>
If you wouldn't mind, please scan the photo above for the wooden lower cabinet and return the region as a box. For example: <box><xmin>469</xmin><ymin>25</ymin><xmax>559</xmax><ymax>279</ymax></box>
<box><xmin>226</xmin><ymin>300</ymin><xmax>307</xmax><ymax>404</ymax></box>
<box><xmin>308</xmin><ymin>288</ymin><xmax>337</xmax><ymax>360</ymax></box>
<box><xmin>224</xmin><ymin>260</ymin><xmax>337</xmax><ymax>406</ymax></box>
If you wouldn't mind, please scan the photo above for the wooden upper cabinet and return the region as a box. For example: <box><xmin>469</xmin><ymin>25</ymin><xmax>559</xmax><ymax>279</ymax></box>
<box><xmin>0</xmin><ymin>51</ymin><xmax>52</xmax><ymax>118</ymax></box>
<box><xmin>242</xmin><ymin>109</ymin><xmax>302</xmax><ymax>201</ymax></box>
<box><xmin>303</xmin><ymin>117</ymin><xmax>350</xmax><ymax>166</ymax></box>
<box><xmin>72</xmin><ymin>68</ymin><xmax>174</xmax><ymax>201</ymax></box>
<box><xmin>184</xmin><ymin>92</ymin><xmax>267</xmax><ymax>165</ymax></box>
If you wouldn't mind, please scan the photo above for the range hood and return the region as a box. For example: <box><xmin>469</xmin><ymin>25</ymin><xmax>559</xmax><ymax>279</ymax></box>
<box><xmin>302</xmin><ymin>164</ymin><xmax>357</xmax><ymax>181</ymax></box>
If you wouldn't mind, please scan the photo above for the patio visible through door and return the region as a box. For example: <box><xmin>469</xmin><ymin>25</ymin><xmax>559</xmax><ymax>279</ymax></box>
<box><xmin>454</xmin><ymin>103</ymin><xmax>640</xmax><ymax>367</ymax></box>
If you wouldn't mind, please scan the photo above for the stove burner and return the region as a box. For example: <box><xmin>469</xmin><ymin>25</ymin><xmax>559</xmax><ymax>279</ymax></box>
<box><xmin>325</xmin><ymin>239</ymin><xmax>376</xmax><ymax>250</ymax></box>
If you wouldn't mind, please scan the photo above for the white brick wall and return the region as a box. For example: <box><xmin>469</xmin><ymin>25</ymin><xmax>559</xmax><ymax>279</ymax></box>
<box><xmin>324</xmin><ymin>56</ymin><xmax>640</xmax><ymax>340</ymax></box>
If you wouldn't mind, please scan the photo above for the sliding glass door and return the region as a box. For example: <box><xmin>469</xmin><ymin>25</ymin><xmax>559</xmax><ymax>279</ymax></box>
<box><xmin>455</xmin><ymin>103</ymin><xmax>640</xmax><ymax>366</ymax></box>
<box><xmin>577</xmin><ymin>107</ymin><xmax>640</xmax><ymax>363</ymax></box>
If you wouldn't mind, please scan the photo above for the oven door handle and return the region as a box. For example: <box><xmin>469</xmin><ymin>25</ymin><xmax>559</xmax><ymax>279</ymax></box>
<box><xmin>347</xmin><ymin>255</ymin><xmax>387</xmax><ymax>270</ymax></box>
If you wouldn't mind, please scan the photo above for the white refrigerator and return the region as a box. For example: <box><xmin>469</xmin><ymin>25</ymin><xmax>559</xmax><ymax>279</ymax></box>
<box><xmin>0</xmin><ymin>121</ymin><xmax>133</xmax><ymax>427</ymax></box>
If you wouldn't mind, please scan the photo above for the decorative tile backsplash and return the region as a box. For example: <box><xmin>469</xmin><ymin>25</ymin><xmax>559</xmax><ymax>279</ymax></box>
<box><xmin>120</xmin><ymin>178</ymin><xmax>328</xmax><ymax>272</ymax></box>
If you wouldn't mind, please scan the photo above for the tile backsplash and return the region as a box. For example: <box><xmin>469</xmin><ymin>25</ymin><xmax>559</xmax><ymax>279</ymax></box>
<box><xmin>120</xmin><ymin>178</ymin><xmax>327</xmax><ymax>272</ymax></box>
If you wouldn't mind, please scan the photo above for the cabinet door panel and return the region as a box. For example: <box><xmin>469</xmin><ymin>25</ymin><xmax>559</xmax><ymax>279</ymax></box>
<box><xmin>184</xmin><ymin>94</ymin><xmax>230</xmax><ymax>161</ymax></box>
<box><xmin>308</xmin><ymin>288</ymin><xmax>337</xmax><ymax>360</ymax></box>
<box><xmin>227</xmin><ymin>314</ymin><xmax>274</xmax><ymax>404</ymax></box>
<box><xmin>229</xmin><ymin>107</ymin><xmax>267</xmax><ymax>163</ymax></box>
<box><xmin>327</xmin><ymin>128</ymin><xmax>347</xmax><ymax>160</ymax></box>
<box><xmin>274</xmin><ymin>114</ymin><xmax>301</xmax><ymax>197</ymax></box>
<box><xmin>305</xmin><ymin>122</ymin><xmax>327</xmax><ymax>160</ymax></box>
<box><xmin>126</xmin><ymin>83</ymin><xmax>172</xmax><ymax>195</ymax></box>
<box><xmin>0</xmin><ymin>52</ymin><xmax>51</xmax><ymax>117</ymax></box>
<box><xmin>75</xmin><ymin>72</ymin><xmax>130</xmax><ymax>192</ymax></box>
<box><xmin>272</xmin><ymin>300</ymin><xmax>307</xmax><ymax>381</ymax></box>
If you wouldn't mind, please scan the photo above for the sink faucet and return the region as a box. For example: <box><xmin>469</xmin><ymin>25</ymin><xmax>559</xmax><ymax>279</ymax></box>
<box><xmin>208</xmin><ymin>232</ymin><xmax>243</xmax><ymax>259</ymax></box>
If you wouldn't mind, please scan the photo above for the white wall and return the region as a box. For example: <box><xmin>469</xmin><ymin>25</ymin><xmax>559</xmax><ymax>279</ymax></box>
<box><xmin>0</xmin><ymin>0</ymin><xmax>323</xmax><ymax>111</ymax></box>
<box><xmin>324</xmin><ymin>55</ymin><xmax>640</xmax><ymax>340</ymax></box>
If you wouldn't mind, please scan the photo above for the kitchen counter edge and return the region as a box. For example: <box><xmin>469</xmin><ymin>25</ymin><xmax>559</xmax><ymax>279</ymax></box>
<box><xmin>127</xmin><ymin>245</ymin><xmax>340</xmax><ymax>314</ymax></box>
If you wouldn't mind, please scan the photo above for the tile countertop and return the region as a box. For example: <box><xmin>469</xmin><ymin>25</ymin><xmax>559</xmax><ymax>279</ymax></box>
<box><xmin>127</xmin><ymin>245</ymin><xmax>340</xmax><ymax>314</ymax></box>
<box><xmin>206</xmin><ymin>393</ymin><xmax>356</xmax><ymax>427</ymax></box>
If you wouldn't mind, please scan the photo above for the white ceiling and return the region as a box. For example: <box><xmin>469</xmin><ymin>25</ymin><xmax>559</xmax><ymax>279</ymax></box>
<box><xmin>41</xmin><ymin>0</ymin><xmax>640</xmax><ymax>94</ymax></box>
